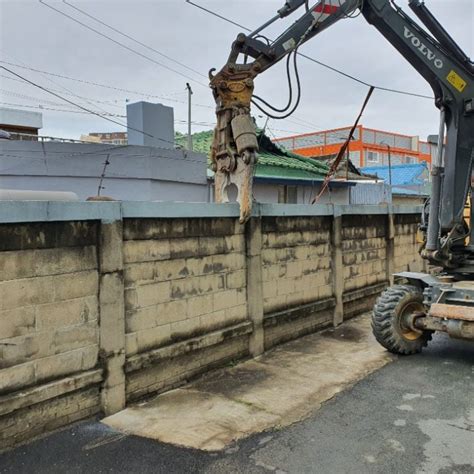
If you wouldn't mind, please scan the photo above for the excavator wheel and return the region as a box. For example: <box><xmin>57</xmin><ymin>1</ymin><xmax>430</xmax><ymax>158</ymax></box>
<box><xmin>372</xmin><ymin>285</ymin><xmax>432</xmax><ymax>355</ymax></box>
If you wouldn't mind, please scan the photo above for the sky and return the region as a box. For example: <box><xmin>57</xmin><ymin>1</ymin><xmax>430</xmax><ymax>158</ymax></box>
<box><xmin>0</xmin><ymin>0</ymin><xmax>472</xmax><ymax>141</ymax></box>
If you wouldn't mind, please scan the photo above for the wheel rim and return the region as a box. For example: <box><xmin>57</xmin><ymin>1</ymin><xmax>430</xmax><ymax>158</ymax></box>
<box><xmin>398</xmin><ymin>301</ymin><xmax>424</xmax><ymax>341</ymax></box>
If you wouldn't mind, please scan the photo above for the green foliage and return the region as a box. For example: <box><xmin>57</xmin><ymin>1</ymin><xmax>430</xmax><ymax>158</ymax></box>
<box><xmin>175</xmin><ymin>130</ymin><xmax>213</xmax><ymax>154</ymax></box>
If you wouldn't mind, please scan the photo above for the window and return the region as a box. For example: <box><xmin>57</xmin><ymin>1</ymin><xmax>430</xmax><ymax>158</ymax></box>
<box><xmin>405</xmin><ymin>156</ymin><xmax>417</xmax><ymax>164</ymax></box>
<box><xmin>278</xmin><ymin>185</ymin><xmax>298</xmax><ymax>204</ymax></box>
<box><xmin>349</xmin><ymin>151</ymin><xmax>361</xmax><ymax>167</ymax></box>
<box><xmin>287</xmin><ymin>186</ymin><xmax>297</xmax><ymax>204</ymax></box>
<box><xmin>366</xmin><ymin>151</ymin><xmax>379</xmax><ymax>163</ymax></box>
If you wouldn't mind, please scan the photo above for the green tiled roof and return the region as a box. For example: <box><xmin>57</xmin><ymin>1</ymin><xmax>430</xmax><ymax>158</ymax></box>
<box><xmin>175</xmin><ymin>130</ymin><xmax>329</xmax><ymax>180</ymax></box>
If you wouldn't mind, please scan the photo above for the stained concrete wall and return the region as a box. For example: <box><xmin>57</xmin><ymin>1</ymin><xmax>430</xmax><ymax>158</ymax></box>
<box><xmin>0</xmin><ymin>141</ymin><xmax>207</xmax><ymax>202</ymax></box>
<box><xmin>0</xmin><ymin>221</ymin><xmax>102</xmax><ymax>445</ymax></box>
<box><xmin>394</xmin><ymin>213</ymin><xmax>425</xmax><ymax>274</ymax></box>
<box><xmin>0</xmin><ymin>201</ymin><xmax>425</xmax><ymax>449</ymax></box>
<box><xmin>261</xmin><ymin>216</ymin><xmax>334</xmax><ymax>349</ymax></box>
<box><xmin>252</xmin><ymin>183</ymin><xmax>351</xmax><ymax>205</ymax></box>
<box><xmin>261</xmin><ymin>217</ymin><xmax>332</xmax><ymax>313</ymax></box>
<box><xmin>122</xmin><ymin>218</ymin><xmax>249</xmax><ymax>401</ymax></box>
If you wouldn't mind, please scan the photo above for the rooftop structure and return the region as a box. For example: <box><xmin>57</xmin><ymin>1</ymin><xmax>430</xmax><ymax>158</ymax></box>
<box><xmin>81</xmin><ymin>132</ymin><xmax>128</xmax><ymax>145</ymax></box>
<box><xmin>176</xmin><ymin>130</ymin><xmax>362</xmax><ymax>204</ymax></box>
<box><xmin>0</xmin><ymin>140</ymin><xmax>208</xmax><ymax>202</ymax></box>
<box><xmin>0</xmin><ymin>106</ymin><xmax>43</xmax><ymax>137</ymax></box>
<box><xmin>362</xmin><ymin>162</ymin><xmax>430</xmax><ymax>199</ymax></box>
<box><xmin>274</xmin><ymin>125</ymin><xmax>436</xmax><ymax>169</ymax></box>
<box><xmin>176</xmin><ymin>129</ymin><xmax>331</xmax><ymax>181</ymax></box>
<box><xmin>362</xmin><ymin>162</ymin><xmax>429</xmax><ymax>187</ymax></box>
<box><xmin>127</xmin><ymin>101</ymin><xmax>174</xmax><ymax>149</ymax></box>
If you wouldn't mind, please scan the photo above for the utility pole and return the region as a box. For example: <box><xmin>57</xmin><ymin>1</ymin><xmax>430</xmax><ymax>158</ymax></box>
<box><xmin>381</xmin><ymin>141</ymin><xmax>392</xmax><ymax>189</ymax></box>
<box><xmin>386</xmin><ymin>144</ymin><xmax>392</xmax><ymax>189</ymax></box>
<box><xmin>186</xmin><ymin>83</ymin><xmax>193</xmax><ymax>151</ymax></box>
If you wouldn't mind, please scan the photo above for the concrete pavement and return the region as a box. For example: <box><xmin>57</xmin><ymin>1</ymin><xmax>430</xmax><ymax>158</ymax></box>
<box><xmin>103</xmin><ymin>315</ymin><xmax>392</xmax><ymax>450</ymax></box>
<box><xmin>0</xmin><ymin>322</ymin><xmax>473</xmax><ymax>473</ymax></box>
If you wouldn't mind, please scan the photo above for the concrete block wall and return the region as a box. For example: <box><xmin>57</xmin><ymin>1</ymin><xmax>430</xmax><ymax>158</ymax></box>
<box><xmin>342</xmin><ymin>215</ymin><xmax>387</xmax><ymax>292</ymax></box>
<box><xmin>122</xmin><ymin>218</ymin><xmax>250</xmax><ymax>401</ymax></box>
<box><xmin>394</xmin><ymin>214</ymin><xmax>424</xmax><ymax>273</ymax></box>
<box><xmin>0</xmin><ymin>202</ymin><xmax>425</xmax><ymax>449</ymax></box>
<box><xmin>261</xmin><ymin>217</ymin><xmax>334</xmax><ymax>348</ymax></box>
<box><xmin>340</xmin><ymin>214</ymin><xmax>390</xmax><ymax>319</ymax></box>
<box><xmin>0</xmin><ymin>221</ymin><xmax>102</xmax><ymax>448</ymax></box>
<box><xmin>262</xmin><ymin>217</ymin><xmax>333</xmax><ymax>312</ymax></box>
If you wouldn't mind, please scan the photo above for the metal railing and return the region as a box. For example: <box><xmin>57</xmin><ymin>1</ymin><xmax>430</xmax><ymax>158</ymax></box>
<box><xmin>4</xmin><ymin>131</ymin><xmax>121</xmax><ymax>144</ymax></box>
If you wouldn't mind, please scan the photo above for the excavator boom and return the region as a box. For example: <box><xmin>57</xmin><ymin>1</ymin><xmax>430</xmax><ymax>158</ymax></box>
<box><xmin>210</xmin><ymin>0</ymin><xmax>474</xmax><ymax>270</ymax></box>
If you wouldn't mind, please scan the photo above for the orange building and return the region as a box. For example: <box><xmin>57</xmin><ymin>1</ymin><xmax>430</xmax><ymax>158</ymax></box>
<box><xmin>274</xmin><ymin>125</ymin><xmax>435</xmax><ymax>169</ymax></box>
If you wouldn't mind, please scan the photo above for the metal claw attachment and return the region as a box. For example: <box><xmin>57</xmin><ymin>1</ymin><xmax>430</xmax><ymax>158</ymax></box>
<box><xmin>209</xmin><ymin>63</ymin><xmax>259</xmax><ymax>224</ymax></box>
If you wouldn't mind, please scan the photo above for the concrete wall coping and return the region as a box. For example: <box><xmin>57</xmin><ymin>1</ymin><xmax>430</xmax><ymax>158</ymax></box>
<box><xmin>0</xmin><ymin>201</ymin><xmax>122</xmax><ymax>223</ymax></box>
<box><xmin>0</xmin><ymin>201</ymin><xmax>423</xmax><ymax>223</ymax></box>
<box><xmin>121</xmin><ymin>201</ymin><xmax>241</xmax><ymax>219</ymax></box>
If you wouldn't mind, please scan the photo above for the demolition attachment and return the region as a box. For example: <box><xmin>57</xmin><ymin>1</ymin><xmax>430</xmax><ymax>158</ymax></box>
<box><xmin>209</xmin><ymin>59</ymin><xmax>259</xmax><ymax>224</ymax></box>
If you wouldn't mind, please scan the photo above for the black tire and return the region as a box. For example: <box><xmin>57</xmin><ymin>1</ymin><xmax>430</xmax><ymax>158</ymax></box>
<box><xmin>372</xmin><ymin>285</ymin><xmax>432</xmax><ymax>355</ymax></box>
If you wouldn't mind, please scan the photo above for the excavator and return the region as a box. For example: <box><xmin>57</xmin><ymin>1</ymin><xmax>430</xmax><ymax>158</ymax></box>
<box><xmin>209</xmin><ymin>0</ymin><xmax>474</xmax><ymax>354</ymax></box>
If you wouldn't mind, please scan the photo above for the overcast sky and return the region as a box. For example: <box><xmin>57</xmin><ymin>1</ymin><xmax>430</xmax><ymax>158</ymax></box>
<box><xmin>0</xmin><ymin>0</ymin><xmax>472</xmax><ymax>141</ymax></box>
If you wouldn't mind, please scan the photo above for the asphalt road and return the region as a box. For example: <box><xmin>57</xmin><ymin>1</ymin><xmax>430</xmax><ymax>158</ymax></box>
<box><xmin>1</xmin><ymin>333</ymin><xmax>473</xmax><ymax>474</ymax></box>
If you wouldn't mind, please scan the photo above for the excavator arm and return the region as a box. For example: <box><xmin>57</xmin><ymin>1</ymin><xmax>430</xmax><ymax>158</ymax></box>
<box><xmin>209</xmin><ymin>0</ymin><xmax>362</xmax><ymax>223</ymax></box>
<box><xmin>210</xmin><ymin>0</ymin><xmax>474</xmax><ymax>271</ymax></box>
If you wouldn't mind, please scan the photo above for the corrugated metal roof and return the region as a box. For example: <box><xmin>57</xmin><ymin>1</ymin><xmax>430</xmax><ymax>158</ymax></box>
<box><xmin>361</xmin><ymin>163</ymin><xmax>428</xmax><ymax>186</ymax></box>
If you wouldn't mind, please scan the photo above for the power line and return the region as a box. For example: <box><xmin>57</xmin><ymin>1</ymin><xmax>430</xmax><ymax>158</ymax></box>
<box><xmin>0</xmin><ymin>141</ymin><xmax>181</xmax><ymax>171</ymax></box>
<box><xmin>0</xmin><ymin>62</ymin><xmax>323</xmax><ymax>131</ymax></box>
<box><xmin>0</xmin><ymin>146</ymin><xmax>207</xmax><ymax>165</ymax></box>
<box><xmin>0</xmin><ymin>96</ymin><xmax>322</xmax><ymax>133</ymax></box>
<box><xmin>278</xmin><ymin>115</ymin><xmax>325</xmax><ymax>131</ymax></box>
<box><xmin>0</xmin><ymin>89</ymin><xmax>73</xmax><ymax>108</ymax></box>
<box><xmin>0</xmin><ymin>50</ymin><xmax>117</xmax><ymax>117</ymax></box>
<box><xmin>0</xmin><ymin>101</ymin><xmax>127</xmax><ymax>117</ymax></box>
<box><xmin>185</xmin><ymin>1</ymin><xmax>249</xmax><ymax>31</ymax></box>
<box><xmin>182</xmin><ymin>2</ymin><xmax>343</xmax><ymax>131</ymax></box>
<box><xmin>0</xmin><ymin>68</ymin><xmax>120</xmax><ymax>115</ymax></box>
<box><xmin>0</xmin><ymin>144</ymin><xmax>130</xmax><ymax>159</ymax></box>
<box><xmin>1</xmin><ymin>61</ymin><xmax>319</xmax><ymax>131</ymax></box>
<box><xmin>0</xmin><ymin>85</ymin><xmax>125</xmax><ymax>109</ymax></box>
<box><xmin>38</xmin><ymin>0</ymin><xmax>208</xmax><ymax>88</ymax></box>
<box><xmin>0</xmin><ymin>101</ymin><xmax>217</xmax><ymax>128</ymax></box>
<box><xmin>298</xmin><ymin>51</ymin><xmax>432</xmax><ymax>99</ymax></box>
<box><xmin>0</xmin><ymin>68</ymin><xmax>330</xmax><ymax>135</ymax></box>
<box><xmin>0</xmin><ymin>62</ymin><xmax>322</xmax><ymax>133</ymax></box>
<box><xmin>185</xmin><ymin>0</ymin><xmax>433</xmax><ymax>100</ymax></box>
<box><xmin>0</xmin><ymin>65</ymin><xmax>321</xmax><ymax>134</ymax></box>
<box><xmin>0</xmin><ymin>152</ymin><xmax>208</xmax><ymax>172</ymax></box>
<box><xmin>264</xmin><ymin>125</ymin><xmax>313</xmax><ymax>135</ymax></box>
<box><xmin>266</xmin><ymin>126</ymin><xmax>280</xmax><ymax>143</ymax></box>
<box><xmin>0</xmin><ymin>88</ymin><xmax>123</xmax><ymax>112</ymax></box>
<box><xmin>0</xmin><ymin>65</ymin><xmax>178</xmax><ymax>147</ymax></box>
<box><xmin>255</xmin><ymin>107</ymin><xmax>325</xmax><ymax>132</ymax></box>
<box><xmin>0</xmin><ymin>62</ymin><xmax>214</xmax><ymax>109</ymax></box>
<box><xmin>63</xmin><ymin>0</ymin><xmax>207</xmax><ymax>80</ymax></box>
<box><xmin>0</xmin><ymin>86</ymin><xmax>205</xmax><ymax>113</ymax></box>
